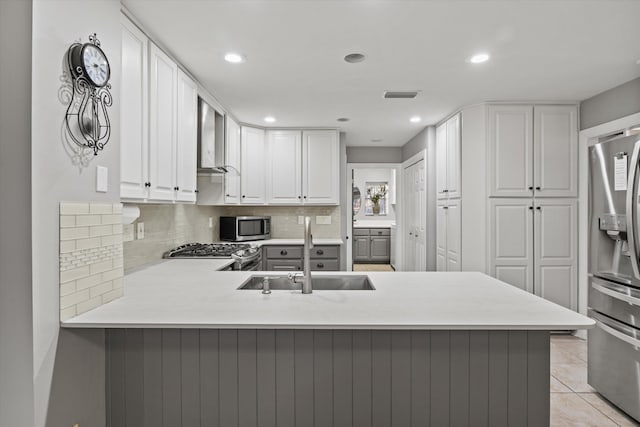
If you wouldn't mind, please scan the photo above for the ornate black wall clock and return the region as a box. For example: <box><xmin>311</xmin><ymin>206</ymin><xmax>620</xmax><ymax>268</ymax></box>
<box><xmin>64</xmin><ymin>33</ymin><xmax>112</xmax><ymax>156</ymax></box>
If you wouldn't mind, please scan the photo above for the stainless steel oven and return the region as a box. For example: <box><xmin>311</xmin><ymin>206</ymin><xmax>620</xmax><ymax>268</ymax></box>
<box><xmin>220</xmin><ymin>216</ymin><xmax>271</xmax><ymax>242</ymax></box>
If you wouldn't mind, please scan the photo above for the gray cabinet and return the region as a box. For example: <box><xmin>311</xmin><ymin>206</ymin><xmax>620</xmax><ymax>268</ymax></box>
<box><xmin>263</xmin><ymin>244</ymin><xmax>340</xmax><ymax>271</ymax></box>
<box><xmin>352</xmin><ymin>228</ymin><xmax>390</xmax><ymax>263</ymax></box>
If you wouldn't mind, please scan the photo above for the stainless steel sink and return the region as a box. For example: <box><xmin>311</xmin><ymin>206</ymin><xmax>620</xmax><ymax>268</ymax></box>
<box><xmin>238</xmin><ymin>275</ymin><xmax>375</xmax><ymax>291</ymax></box>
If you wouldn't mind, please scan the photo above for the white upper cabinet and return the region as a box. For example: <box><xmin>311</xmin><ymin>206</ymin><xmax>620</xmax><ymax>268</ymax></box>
<box><xmin>436</xmin><ymin>123</ymin><xmax>447</xmax><ymax>199</ymax></box>
<box><xmin>488</xmin><ymin>104</ymin><xmax>577</xmax><ymax>198</ymax></box>
<box><xmin>240</xmin><ymin>126</ymin><xmax>266</xmax><ymax>204</ymax></box>
<box><xmin>120</xmin><ymin>17</ymin><xmax>148</xmax><ymax>200</ymax></box>
<box><xmin>533</xmin><ymin>199</ymin><xmax>577</xmax><ymax>310</ymax></box>
<box><xmin>446</xmin><ymin>113</ymin><xmax>461</xmax><ymax>199</ymax></box>
<box><xmin>175</xmin><ymin>70</ymin><xmax>198</xmax><ymax>202</ymax></box>
<box><xmin>488</xmin><ymin>105</ymin><xmax>534</xmax><ymax>198</ymax></box>
<box><xmin>302</xmin><ymin>130</ymin><xmax>339</xmax><ymax>204</ymax></box>
<box><xmin>533</xmin><ymin>105</ymin><xmax>578</xmax><ymax>197</ymax></box>
<box><xmin>148</xmin><ymin>43</ymin><xmax>178</xmax><ymax>201</ymax></box>
<box><xmin>267</xmin><ymin>130</ymin><xmax>302</xmax><ymax>204</ymax></box>
<box><xmin>435</xmin><ymin>113</ymin><xmax>461</xmax><ymax>199</ymax></box>
<box><xmin>224</xmin><ymin>116</ymin><xmax>241</xmax><ymax>204</ymax></box>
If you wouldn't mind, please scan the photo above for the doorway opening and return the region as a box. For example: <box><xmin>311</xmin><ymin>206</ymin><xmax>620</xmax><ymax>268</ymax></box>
<box><xmin>346</xmin><ymin>164</ymin><xmax>401</xmax><ymax>272</ymax></box>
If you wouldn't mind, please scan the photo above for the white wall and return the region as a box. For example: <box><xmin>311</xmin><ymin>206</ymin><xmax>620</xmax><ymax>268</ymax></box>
<box><xmin>353</xmin><ymin>168</ymin><xmax>396</xmax><ymax>222</ymax></box>
<box><xmin>31</xmin><ymin>1</ymin><xmax>121</xmax><ymax>426</ymax></box>
<box><xmin>0</xmin><ymin>2</ymin><xmax>35</xmax><ymax>426</ymax></box>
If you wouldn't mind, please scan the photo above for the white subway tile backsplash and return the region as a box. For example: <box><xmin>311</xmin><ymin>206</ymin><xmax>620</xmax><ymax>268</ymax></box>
<box><xmin>60</xmin><ymin>202</ymin><xmax>89</xmax><ymax>215</ymax></box>
<box><xmin>76</xmin><ymin>296</ymin><xmax>102</xmax><ymax>315</ymax></box>
<box><xmin>60</xmin><ymin>227</ymin><xmax>89</xmax><ymax>241</ymax></box>
<box><xmin>90</xmin><ymin>224</ymin><xmax>114</xmax><ymax>237</ymax></box>
<box><xmin>89</xmin><ymin>203</ymin><xmax>113</xmax><ymax>214</ymax></box>
<box><xmin>60</xmin><ymin>202</ymin><xmax>124</xmax><ymax>322</ymax></box>
<box><xmin>76</xmin><ymin>273</ymin><xmax>102</xmax><ymax>291</ymax></box>
<box><xmin>102</xmin><ymin>288</ymin><xmax>124</xmax><ymax>304</ymax></box>
<box><xmin>60</xmin><ymin>289</ymin><xmax>90</xmax><ymax>309</ymax></box>
<box><xmin>89</xmin><ymin>281</ymin><xmax>113</xmax><ymax>298</ymax></box>
<box><xmin>75</xmin><ymin>237</ymin><xmax>102</xmax><ymax>251</ymax></box>
<box><xmin>60</xmin><ymin>266</ymin><xmax>91</xmax><ymax>284</ymax></box>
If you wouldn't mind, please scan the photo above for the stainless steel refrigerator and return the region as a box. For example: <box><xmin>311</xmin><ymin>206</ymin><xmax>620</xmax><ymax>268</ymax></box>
<box><xmin>588</xmin><ymin>129</ymin><xmax>640</xmax><ymax>422</ymax></box>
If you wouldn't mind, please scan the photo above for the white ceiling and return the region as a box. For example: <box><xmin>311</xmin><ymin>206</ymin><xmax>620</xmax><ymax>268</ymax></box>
<box><xmin>122</xmin><ymin>0</ymin><xmax>640</xmax><ymax>147</ymax></box>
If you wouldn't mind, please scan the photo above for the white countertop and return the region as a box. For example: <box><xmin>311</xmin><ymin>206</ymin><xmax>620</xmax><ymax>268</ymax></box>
<box><xmin>63</xmin><ymin>260</ymin><xmax>594</xmax><ymax>330</ymax></box>
<box><xmin>353</xmin><ymin>220</ymin><xmax>395</xmax><ymax>228</ymax></box>
<box><xmin>251</xmin><ymin>238</ymin><xmax>344</xmax><ymax>246</ymax></box>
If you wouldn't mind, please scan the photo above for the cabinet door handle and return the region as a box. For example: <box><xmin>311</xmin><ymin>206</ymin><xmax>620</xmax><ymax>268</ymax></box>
<box><xmin>529</xmin><ymin>206</ymin><xmax>534</xmax><ymax>210</ymax></box>
<box><xmin>528</xmin><ymin>186</ymin><xmax>533</xmax><ymax>190</ymax></box>
<box><xmin>303</xmin><ymin>196</ymin><xmax>307</xmax><ymax>199</ymax></box>
<box><xmin>377</xmin><ymin>231</ymin><xmax>382</xmax><ymax>235</ymax></box>
<box><xmin>536</xmin><ymin>186</ymin><xmax>541</xmax><ymax>191</ymax></box>
<box><xmin>317</xmin><ymin>263</ymin><xmax>324</xmax><ymax>268</ymax></box>
<box><xmin>280</xmin><ymin>250</ymin><xmax>288</xmax><ymax>256</ymax></box>
<box><xmin>226</xmin><ymin>194</ymin><xmax>230</xmax><ymax>197</ymax></box>
<box><xmin>316</xmin><ymin>249</ymin><xmax>324</xmax><ymax>255</ymax></box>
<box><xmin>536</xmin><ymin>206</ymin><xmax>541</xmax><ymax>210</ymax></box>
<box><xmin>443</xmin><ymin>189</ymin><xmax>449</xmax><ymax>193</ymax></box>
<box><xmin>194</xmin><ymin>189</ymin><xmax>199</xmax><ymax>193</ymax></box>
<box><xmin>242</xmin><ymin>195</ymin><xmax>246</xmax><ymax>198</ymax></box>
<box><xmin>298</xmin><ymin>195</ymin><xmax>301</xmax><ymax>199</ymax></box>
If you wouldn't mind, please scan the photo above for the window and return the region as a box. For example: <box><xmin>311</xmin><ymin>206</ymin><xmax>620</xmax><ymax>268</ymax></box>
<box><xmin>365</xmin><ymin>182</ymin><xmax>388</xmax><ymax>216</ymax></box>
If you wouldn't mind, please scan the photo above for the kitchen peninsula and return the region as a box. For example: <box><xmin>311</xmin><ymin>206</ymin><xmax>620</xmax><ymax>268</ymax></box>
<box><xmin>64</xmin><ymin>261</ymin><xmax>592</xmax><ymax>427</ymax></box>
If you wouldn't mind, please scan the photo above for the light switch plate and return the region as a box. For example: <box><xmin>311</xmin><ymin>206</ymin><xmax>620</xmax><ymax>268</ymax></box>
<box><xmin>96</xmin><ymin>166</ymin><xmax>108</xmax><ymax>193</ymax></box>
<box><xmin>316</xmin><ymin>215</ymin><xmax>332</xmax><ymax>225</ymax></box>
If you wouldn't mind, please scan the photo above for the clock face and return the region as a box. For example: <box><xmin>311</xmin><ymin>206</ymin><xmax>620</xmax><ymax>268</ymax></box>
<box><xmin>82</xmin><ymin>44</ymin><xmax>110</xmax><ymax>87</ymax></box>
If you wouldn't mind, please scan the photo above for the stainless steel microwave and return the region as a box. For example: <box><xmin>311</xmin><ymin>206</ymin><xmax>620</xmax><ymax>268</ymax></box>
<box><xmin>220</xmin><ymin>216</ymin><xmax>271</xmax><ymax>242</ymax></box>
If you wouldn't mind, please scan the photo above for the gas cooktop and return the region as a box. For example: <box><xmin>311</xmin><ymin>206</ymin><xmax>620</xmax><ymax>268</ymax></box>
<box><xmin>162</xmin><ymin>243</ymin><xmax>250</xmax><ymax>259</ymax></box>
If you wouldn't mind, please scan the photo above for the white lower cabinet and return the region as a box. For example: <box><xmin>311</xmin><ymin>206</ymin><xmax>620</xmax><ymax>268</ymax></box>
<box><xmin>533</xmin><ymin>199</ymin><xmax>577</xmax><ymax>309</ymax></box>
<box><xmin>489</xmin><ymin>198</ymin><xmax>577</xmax><ymax>309</ymax></box>
<box><xmin>436</xmin><ymin>199</ymin><xmax>461</xmax><ymax>272</ymax></box>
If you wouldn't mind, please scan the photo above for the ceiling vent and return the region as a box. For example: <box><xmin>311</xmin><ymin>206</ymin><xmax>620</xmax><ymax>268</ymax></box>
<box><xmin>383</xmin><ymin>91</ymin><xmax>420</xmax><ymax>99</ymax></box>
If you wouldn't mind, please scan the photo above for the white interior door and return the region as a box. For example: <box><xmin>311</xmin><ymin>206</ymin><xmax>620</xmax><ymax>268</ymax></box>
<box><xmin>403</xmin><ymin>159</ymin><xmax>426</xmax><ymax>271</ymax></box>
<box><xmin>403</xmin><ymin>165</ymin><xmax>415</xmax><ymax>271</ymax></box>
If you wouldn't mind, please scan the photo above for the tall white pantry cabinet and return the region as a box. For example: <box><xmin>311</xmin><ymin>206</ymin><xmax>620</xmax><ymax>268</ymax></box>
<box><xmin>436</xmin><ymin>103</ymin><xmax>578</xmax><ymax>310</ymax></box>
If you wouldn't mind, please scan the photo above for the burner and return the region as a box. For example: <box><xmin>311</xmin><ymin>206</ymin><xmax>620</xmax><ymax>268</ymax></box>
<box><xmin>163</xmin><ymin>242</ymin><xmax>250</xmax><ymax>258</ymax></box>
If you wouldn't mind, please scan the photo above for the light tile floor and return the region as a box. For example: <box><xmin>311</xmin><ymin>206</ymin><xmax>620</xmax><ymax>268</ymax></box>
<box><xmin>550</xmin><ymin>334</ymin><xmax>639</xmax><ymax>426</ymax></box>
<box><xmin>352</xmin><ymin>264</ymin><xmax>394</xmax><ymax>271</ymax></box>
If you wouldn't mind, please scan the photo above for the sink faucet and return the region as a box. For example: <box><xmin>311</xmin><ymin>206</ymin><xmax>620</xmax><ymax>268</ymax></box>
<box><xmin>288</xmin><ymin>216</ymin><xmax>313</xmax><ymax>293</ymax></box>
<box><xmin>302</xmin><ymin>216</ymin><xmax>313</xmax><ymax>294</ymax></box>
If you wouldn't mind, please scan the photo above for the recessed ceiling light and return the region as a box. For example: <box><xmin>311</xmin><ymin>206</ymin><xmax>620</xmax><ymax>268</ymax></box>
<box><xmin>337</xmin><ymin>117</ymin><xmax>350</xmax><ymax>122</ymax></box>
<box><xmin>468</xmin><ymin>53</ymin><xmax>490</xmax><ymax>64</ymax></box>
<box><xmin>344</xmin><ymin>53</ymin><xmax>366</xmax><ymax>63</ymax></box>
<box><xmin>224</xmin><ymin>52</ymin><xmax>246</xmax><ymax>63</ymax></box>
<box><xmin>264</xmin><ymin>116</ymin><xmax>276</xmax><ymax>123</ymax></box>
<box><xmin>410</xmin><ymin>116</ymin><xmax>422</xmax><ymax>123</ymax></box>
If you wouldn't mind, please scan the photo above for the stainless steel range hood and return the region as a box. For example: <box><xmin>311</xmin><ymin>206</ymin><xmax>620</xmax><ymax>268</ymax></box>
<box><xmin>197</xmin><ymin>97</ymin><xmax>228</xmax><ymax>173</ymax></box>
